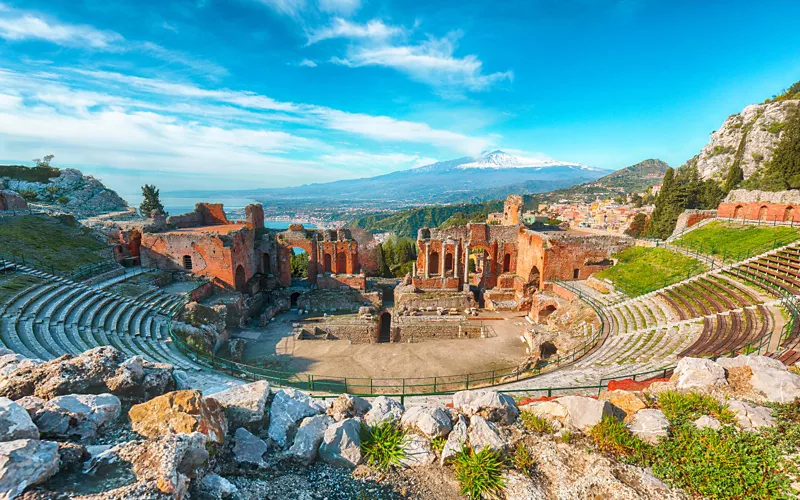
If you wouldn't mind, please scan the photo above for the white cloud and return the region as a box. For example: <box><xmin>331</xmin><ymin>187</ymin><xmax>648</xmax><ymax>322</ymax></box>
<box><xmin>161</xmin><ymin>21</ymin><xmax>179</xmax><ymax>33</ymax></box>
<box><xmin>298</xmin><ymin>58</ymin><xmax>317</xmax><ymax>67</ymax></box>
<box><xmin>317</xmin><ymin>0</ymin><xmax>361</xmax><ymax>16</ymax></box>
<box><xmin>307</xmin><ymin>18</ymin><xmax>404</xmax><ymax>45</ymax></box>
<box><xmin>333</xmin><ymin>31</ymin><xmax>512</xmax><ymax>93</ymax></box>
<box><xmin>320</xmin><ymin>152</ymin><xmax>437</xmax><ymax>168</ymax></box>
<box><xmin>136</xmin><ymin>42</ymin><xmax>228</xmax><ymax>78</ymax></box>
<box><xmin>253</xmin><ymin>0</ymin><xmax>306</xmax><ymax>17</ymax></box>
<box><xmin>0</xmin><ymin>13</ymin><xmax>123</xmax><ymax>48</ymax></box>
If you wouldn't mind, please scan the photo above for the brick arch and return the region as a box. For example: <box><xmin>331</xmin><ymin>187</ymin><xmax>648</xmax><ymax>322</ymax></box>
<box><xmin>785</xmin><ymin>206</ymin><xmax>796</xmax><ymax>222</ymax></box>
<box><xmin>234</xmin><ymin>264</ymin><xmax>247</xmax><ymax>292</ymax></box>
<box><xmin>758</xmin><ymin>205</ymin><xmax>769</xmax><ymax>221</ymax></box>
<box><xmin>733</xmin><ymin>205</ymin><xmax>744</xmax><ymax>219</ymax></box>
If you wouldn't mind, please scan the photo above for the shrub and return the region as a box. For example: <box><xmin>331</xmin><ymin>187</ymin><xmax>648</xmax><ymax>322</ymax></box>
<box><xmin>520</xmin><ymin>412</ymin><xmax>552</xmax><ymax>434</ymax></box>
<box><xmin>360</xmin><ymin>420</ymin><xmax>407</xmax><ymax>471</ymax></box>
<box><xmin>589</xmin><ymin>416</ymin><xmax>649</xmax><ymax>461</ymax></box>
<box><xmin>752</xmin><ymin>151</ymin><xmax>764</xmax><ymax>162</ymax></box>
<box><xmin>650</xmin><ymin>423</ymin><xmax>793</xmax><ymax>499</ymax></box>
<box><xmin>0</xmin><ymin>164</ymin><xmax>60</xmax><ymax>183</ymax></box>
<box><xmin>560</xmin><ymin>430</ymin><xmax>573</xmax><ymax>444</ymax></box>
<box><xmin>657</xmin><ymin>391</ymin><xmax>734</xmax><ymax>424</ymax></box>
<box><xmin>430</xmin><ymin>436</ymin><xmax>446</xmax><ymax>453</ymax></box>
<box><xmin>512</xmin><ymin>442</ymin><xmax>536</xmax><ymax>478</ymax></box>
<box><xmin>454</xmin><ymin>446</ymin><xmax>506</xmax><ymax>500</ymax></box>
<box><xmin>56</xmin><ymin>196</ymin><xmax>69</xmax><ymax>205</ymax></box>
<box><xmin>16</xmin><ymin>189</ymin><xmax>38</xmax><ymax>202</ymax></box>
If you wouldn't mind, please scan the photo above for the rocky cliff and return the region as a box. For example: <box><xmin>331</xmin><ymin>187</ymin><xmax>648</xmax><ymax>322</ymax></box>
<box><xmin>694</xmin><ymin>99</ymin><xmax>798</xmax><ymax>181</ymax></box>
<box><xmin>1</xmin><ymin>168</ymin><xmax>127</xmax><ymax>214</ymax></box>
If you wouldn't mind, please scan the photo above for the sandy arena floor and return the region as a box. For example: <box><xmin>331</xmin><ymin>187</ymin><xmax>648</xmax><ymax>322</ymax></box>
<box><xmin>238</xmin><ymin>310</ymin><xmax>531</xmax><ymax>379</ymax></box>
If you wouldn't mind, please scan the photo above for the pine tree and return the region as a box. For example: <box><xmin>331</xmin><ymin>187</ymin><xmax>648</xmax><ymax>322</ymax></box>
<box><xmin>140</xmin><ymin>184</ymin><xmax>166</xmax><ymax>218</ymax></box>
<box><xmin>377</xmin><ymin>243</ymin><xmax>390</xmax><ymax>277</ymax></box>
<box><xmin>767</xmin><ymin>106</ymin><xmax>800</xmax><ymax>189</ymax></box>
<box><xmin>724</xmin><ymin>161</ymin><xmax>744</xmax><ymax>193</ymax></box>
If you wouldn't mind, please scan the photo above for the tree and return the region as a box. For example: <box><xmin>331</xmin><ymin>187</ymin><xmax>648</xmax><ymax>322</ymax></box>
<box><xmin>751</xmin><ymin>106</ymin><xmax>800</xmax><ymax>190</ymax></box>
<box><xmin>140</xmin><ymin>184</ymin><xmax>166</xmax><ymax>218</ymax></box>
<box><xmin>290</xmin><ymin>251</ymin><xmax>309</xmax><ymax>278</ymax></box>
<box><xmin>32</xmin><ymin>154</ymin><xmax>54</xmax><ymax>167</ymax></box>
<box><xmin>376</xmin><ymin>243</ymin><xmax>390</xmax><ymax>277</ymax></box>
<box><xmin>624</xmin><ymin>213</ymin><xmax>648</xmax><ymax>238</ymax></box>
<box><xmin>723</xmin><ymin>161</ymin><xmax>744</xmax><ymax>193</ymax></box>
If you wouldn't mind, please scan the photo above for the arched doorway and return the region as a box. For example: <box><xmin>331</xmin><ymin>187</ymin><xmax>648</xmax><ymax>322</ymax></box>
<box><xmin>429</xmin><ymin>251</ymin><xmax>440</xmax><ymax>275</ymax></box>
<box><xmin>444</xmin><ymin>253</ymin><xmax>454</xmax><ymax>274</ymax></box>
<box><xmin>539</xmin><ymin>341</ymin><xmax>558</xmax><ymax>359</ymax></box>
<box><xmin>182</xmin><ymin>255</ymin><xmax>193</xmax><ymax>270</ymax></box>
<box><xmin>378</xmin><ymin>312</ymin><xmax>391</xmax><ymax>343</ymax></box>
<box><xmin>290</xmin><ymin>292</ymin><xmax>300</xmax><ymax>309</ymax></box>
<box><xmin>539</xmin><ymin>304</ymin><xmax>557</xmax><ymax>320</ymax></box>
<box><xmin>323</xmin><ymin>253</ymin><xmax>332</xmax><ymax>273</ymax></box>
<box><xmin>234</xmin><ymin>265</ymin><xmax>246</xmax><ymax>292</ymax></box>
<box><xmin>502</xmin><ymin>253</ymin><xmax>511</xmax><ymax>273</ymax></box>
<box><xmin>785</xmin><ymin>206</ymin><xmax>795</xmax><ymax>222</ymax></box>
<box><xmin>336</xmin><ymin>252</ymin><xmax>347</xmax><ymax>274</ymax></box>
<box><xmin>733</xmin><ymin>205</ymin><xmax>744</xmax><ymax>219</ymax></box>
<box><xmin>528</xmin><ymin>266</ymin><xmax>541</xmax><ymax>291</ymax></box>
<box><xmin>758</xmin><ymin>205</ymin><xmax>768</xmax><ymax>221</ymax></box>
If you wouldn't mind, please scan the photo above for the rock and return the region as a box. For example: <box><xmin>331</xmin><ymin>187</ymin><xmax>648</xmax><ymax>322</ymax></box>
<box><xmin>0</xmin><ymin>347</ymin><xmax>126</xmax><ymax>400</ymax></box>
<box><xmin>0</xmin><ymin>398</ymin><xmax>38</xmax><ymax>442</ymax></box>
<box><xmin>671</xmin><ymin>357</ymin><xmax>727</xmax><ymax>391</ymax></box>
<box><xmin>728</xmin><ymin>400</ymin><xmax>776</xmax><ymax>431</ymax></box>
<box><xmin>400</xmin><ymin>405</ymin><xmax>452</xmax><ymax>439</ymax></box>
<box><xmin>200</xmin><ymin>473</ymin><xmax>238</xmax><ymax>499</ymax></box>
<box><xmin>553</xmin><ymin>396</ymin><xmax>618</xmax><ymax>434</ymax></box>
<box><xmin>627</xmin><ymin>409</ymin><xmax>669</xmax><ymax>444</ymax></box>
<box><xmin>232</xmin><ymin>427</ymin><xmax>268</xmax><ymax>468</ymax></box>
<box><xmin>0</xmin><ymin>354</ymin><xmax>41</xmax><ymax>378</ymax></box>
<box><xmin>599</xmin><ymin>390</ymin><xmax>648</xmax><ymax>422</ymax></box>
<box><xmin>105</xmin><ymin>355</ymin><xmax>176</xmax><ymax>400</ymax></box>
<box><xmin>452</xmin><ymin>390</ymin><xmax>519</xmax><ymax>424</ymax></box>
<box><xmin>0</xmin><ymin>439</ymin><xmax>59</xmax><ymax>500</ymax></box>
<box><xmin>56</xmin><ymin>442</ymin><xmax>88</xmax><ymax>472</ymax></box>
<box><xmin>364</xmin><ymin>396</ymin><xmax>404</xmax><ymax>426</ymax></box>
<box><xmin>268</xmin><ymin>389</ymin><xmax>325</xmax><ymax>448</ymax></box>
<box><xmin>173</xmin><ymin>370</ymin><xmax>190</xmax><ymax>390</ymax></box>
<box><xmin>441</xmin><ymin>414</ymin><xmax>468</xmax><ymax>465</ymax></box>
<box><xmin>209</xmin><ymin>381</ymin><xmax>271</xmax><ymax>431</ymax></box>
<box><xmin>129</xmin><ymin>390</ymin><xmax>227</xmax><ymax>444</ymax></box>
<box><xmin>0</xmin><ymin>189</ymin><xmax>27</xmax><ymax>211</ymax></box>
<box><xmin>327</xmin><ymin>394</ymin><xmax>371</xmax><ymax>422</ymax></box>
<box><xmin>468</xmin><ymin>415</ymin><xmax>508</xmax><ymax>454</ymax></box>
<box><xmin>399</xmin><ymin>433</ymin><xmax>436</xmax><ymax>467</ymax></box>
<box><xmin>32</xmin><ymin>393</ymin><xmax>121</xmax><ymax>441</ymax></box>
<box><xmin>318</xmin><ymin>418</ymin><xmax>362</xmax><ymax>468</ymax></box>
<box><xmin>718</xmin><ymin>355</ymin><xmax>800</xmax><ymax>403</ymax></box>
<box><xmin>14</xmin><ymin>397</ymin><xmax>44</xmax><ymax>417</ymax></box>
<box><xmin>288</xmin><ymin>414</ymin><xmax>333</xmax><ymax>465</ymax></box>
<box><xmin>229</xmin><ymin>338</ymin><xmax>246</xmax><ymax>363</ymax></box>
<box><xmin>693</xmin><ymin>415</ymin><xmax>722</xmax><ymax>430</ymax></box>
<box><xmin>521</xmin><ymin>401</ymin><xmax>569</xmax><ymax>431</ymax></box>
<box><xmin>117</xmin><ymin>431</ymin><xmax>209</xmax><ymax>499</ymax></box>
<box><xmin>502</xmin><ymin>471</ymin><xmax>547</xmax><ymax>499</ymax></box>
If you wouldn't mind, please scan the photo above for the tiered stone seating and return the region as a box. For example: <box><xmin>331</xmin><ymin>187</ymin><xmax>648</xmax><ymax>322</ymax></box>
<box><xmin>0</xmin><ymin>267</ymin><xmax>202</xmax><ymax>372</ymax></box>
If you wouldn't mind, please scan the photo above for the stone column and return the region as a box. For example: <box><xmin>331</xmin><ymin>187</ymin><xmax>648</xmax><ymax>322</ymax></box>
<box><xmin>463</xmin><ymin>242</ymin><xmax>470</xmax><ymax>284</ymax></box>
<box><xmin>440</xmin><ymin>245</ymin><xmax>445</xmax><ymax>278</ymax></box>
<box><xmin>454</xmin><ymin>241</ymin><xmax>460</xmax><ymax>279</ymax></box>
<box><xmin>424</xmin><ymin>242</ymin><xmax>430</xmax><ymax>279</ymax></box>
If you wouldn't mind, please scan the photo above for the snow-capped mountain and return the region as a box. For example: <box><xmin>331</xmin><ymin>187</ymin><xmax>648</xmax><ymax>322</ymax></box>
<box><xmin>191</xmin><ymin>150</ymin><xmax>611</xmax><ymax>205</ymax></box>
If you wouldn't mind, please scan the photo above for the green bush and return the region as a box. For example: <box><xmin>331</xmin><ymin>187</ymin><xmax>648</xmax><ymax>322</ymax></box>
<box><xmin>16</xmin><ymin>189</ymin><xmax>38</xmax><ymax>202</ymax></box>
<box><xmin>454</xmin><ymin>446</ymin><xmax>506</xmax><ymax>500</ymax></box>
<box><xmin>520</xmin><ymin>412</ymin><xmax>552</xmax><ymax>434</ymax></box>
<box><xmin>430</xmin><ymin>436</ymin><xmax>446</xmax><ymax>453</ymax></box>
<box><xmin>589</xmin><ymin>415</ymin><xmax>649</xmax><ymax>461</ymax></box>
<box><xmin>512</xmin><ymin>442</ymin><xmax>536</xmax><ymax>478</ymax></box>
<box><xmin>657</xmin><ymin>391</ymin><xmax>734</xmax><ymax>424</ymax></box>
<box><xmin>360</xmin><ymin>420</ymin><xmax>407</xmax><ymax>471</ymax></box>
<box><xmin>0</xmin><ymin>164</ymin><xmax>60</xmax><ymax>183</ymax></box>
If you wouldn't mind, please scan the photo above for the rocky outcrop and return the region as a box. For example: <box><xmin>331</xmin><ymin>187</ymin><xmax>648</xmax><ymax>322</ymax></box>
<box><xmin>208</xmin><ymin>381</ymin><xmax>270</xmax><ymax>431</ymax></box>
<box><xmin>129</xmin><ymin>390</ymin><xmax>227</xmax><ymax>444</ymax></box>
<box><xmin>30</xmin><ymin>393</ymin><xmax>120</xmax><ymax>441</ymax></box>
<box><xmin>671</xmin><ymin>357</ymin><xmax>727</xmax><ymax>391</ymax></box>
<box><xmin>2</xmin><ymin>168</ymin><xmax>127</xmax><ymax>214</ymax></box>
<box><xmin>0</xmin><ymin>398</ymin><xmax>38</xmax><ymax>441</ymax></box>
<box><xmin>0</xmin><ymin>190</ymin><xmax>27</xmax><ymax>211</ymax></box>
<box><xmin>0</xmin><ymin>439</ymin><xmax>59</xmax><ymax>500</ymax></box>
<box><xmin>717</xmin><ymin>355</ymin><xmax>800</xmax><ymax>403</ymax></box>
<box><xmin>524</xmin><ymin>396</ymin><xmax>618</xmax><ymax>434</ymax></box>
<box><xmin>693</xmin><ymin>99</ymin><xmax>798</xmax><ymax>181</ymax></box>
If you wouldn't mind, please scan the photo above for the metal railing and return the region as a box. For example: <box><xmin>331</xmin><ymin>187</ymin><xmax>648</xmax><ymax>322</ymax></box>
<box><xmin>167</xmin><ymin>290</ymin><xmax>607</xmax><ymax>396</ymax></box>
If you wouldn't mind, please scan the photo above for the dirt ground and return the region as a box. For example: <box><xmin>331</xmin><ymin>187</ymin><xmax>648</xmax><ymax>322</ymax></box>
<box><xmin>238</xmin><ymin>310</ymin><xmax>531</xmax><ymax>380</ymax></box>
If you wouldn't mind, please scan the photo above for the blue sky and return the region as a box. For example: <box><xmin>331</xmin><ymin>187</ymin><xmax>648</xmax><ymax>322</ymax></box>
<box><xmin>0</xmin><ymin>0</ymin><xmax>799</xmax><ymax>201</ymax></box>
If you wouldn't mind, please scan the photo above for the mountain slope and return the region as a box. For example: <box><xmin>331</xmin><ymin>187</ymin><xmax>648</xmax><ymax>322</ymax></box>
<box><xmin>201</xmin><ymin>151</ymin><xmax>609</xmax><ymax>206</ymax></box>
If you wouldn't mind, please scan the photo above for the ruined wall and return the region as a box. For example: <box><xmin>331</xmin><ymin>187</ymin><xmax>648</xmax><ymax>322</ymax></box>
<box><xmin>302</xmin><ymin>317</ymin><xmax>378</xmax><ymax>344</ymax></box>
<box><xmin>393</xmin><ymin>316</ymin><xmax>489</xmax><ymax>342</ymax></box>
<box><xmin>502</xmin><ymin>195</ymin><xmax>524</xmax><ymax>226</ymax></box>
<box><xmin>395</xmin><ymin>290</ymin><xmax>473</xmax><ymax>311</ymax></box>
<box><xmin>317</xmin><ymin>274</ymin><xmax>367</xmax><ymax>291</ymax></box>
<box><xmin>245</xmin><ymin>204</ymin><xmax>265</xmax><ymax>230</ymax></box>
<box><xmin>295</xmin><ymin>288</ymin><xmax>380</xmax><ymax>313</ymax></box>
<box><xmin>167</xmin><ymin>203</ymin><xmax>231</xmax><ymax>228</ymax></box>
<box><xmin>541</xmin><ymin>233</ymin><xmax>632</xmax><ymax>283</ymax></box>
<box><xmin>515</xmin><ymin>230</ymin><xmax>547</xmax><ymax>290</ymax></box>
<box><xmin>672</xmin><ymin>210</ymin><xmax>717</xmax><ymax>236</ymax></box>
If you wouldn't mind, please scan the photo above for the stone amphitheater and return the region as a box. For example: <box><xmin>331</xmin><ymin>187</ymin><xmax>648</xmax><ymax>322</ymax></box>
<box><xmin>1</xmin><ymin>219</ymin><xmax>799</xmax><ymax>399</ymax></box>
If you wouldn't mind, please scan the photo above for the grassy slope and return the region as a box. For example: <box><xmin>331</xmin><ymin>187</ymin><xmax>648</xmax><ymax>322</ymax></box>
<box><xmin>595</xmin><ymin>246</ymin><xmax>707</xmax><ymax>297</ymax></box>
<box><xmin>0</xmin><ymin>215</ymin><xmax>111</xmax><ymax>272</ymax></box>
<box><xmin>674</xmin><ymin>221</ymin><xmax>800</xmax><ymax>262</ymax></box>
<box><xmin>0</xmin><ymin>272</ymin><xmax>42</xmax><ymax>304</ymax></box>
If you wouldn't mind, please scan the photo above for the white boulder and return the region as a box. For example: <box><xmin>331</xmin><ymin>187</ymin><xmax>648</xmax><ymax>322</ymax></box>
<box><xmin>467</xmin><ymin>415</ymin><xmax>508</xmax><ymax>454</ymax></box>
<box><xmin>364</xmin><ymin>396</ymin><xmax>405</xmax><ymax>426</ymax></box>
<box><xmin>318</xmin><ymin>418</ymin><xmax>362</xmax><ymax>468</ymax></box>
<box><xmin>0</xmin><ymin>439</ymin><xmax>59</xmax><ymax>500</ymax></box>
<box><xmin>728</xmin><ymin>400</ymin><xmax>776</xmax><ymax>431</ymax></box>
<box><xmin>288</xmin><ymin>414</ymin><xmax>333</xmax><ymax>465</ymax></box>
<box><xmin>671</xmin><ymin>358</ymin><xmax>727</xmax><ymax>391</ymax></box>
<box><xmin>627</xmin><ymin>409</ymin><xmax>669</xmax><ymax>444</ymax></box>
<box><xmin>209</xmin><ymin>380</ymin><xmax>271</xmax><ymax>430</ymax></box>
<box><xmin>400</xmin><ymin>406</ymin><xmax>452</xmax><ymax>439</ymax></box>
<box><xmin>0</xmin><ymin>398</ymin><xmax>38</xmax><ymax>442</ymax></box>
<box><xmin>268</xmin><ymin>389</ymin><xmax>325</xmax><ymax>448</ymax></box>
<box><xmin>399</xmin><ymin>433</ymin><xmax>436</xmax><ymax>467</ymax></box>
<box><xmin>452</xmin><ymin>390</ymin><xmax>519</xmax><ymax>424</ymax></box>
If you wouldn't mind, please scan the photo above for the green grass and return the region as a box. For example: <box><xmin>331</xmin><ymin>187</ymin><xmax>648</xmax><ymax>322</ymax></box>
<box><xmin>453</xmin><ymin>446</ymin><xmax>506</xmax><ymax>500</ymax></box>
<box><xmin>0</xmin><ymin>272</ymin><xmax>42</xmax><ymax>304</ymax></box>
<box><xmin>359</xmin><ymin>420</ymin><xmax>408</xmax><ymax>471</ymax></box>
<box><xmin>657</xmin><ymin>391</ymin><xmax>735</xmax><ymax>425</ymax></box>
<box><xmin>674</xmin><ymin>221</ymin><xmax>800</xmax><ymax>262</ymax></box>
<box><xmin>0</xmin><ymin>215</ymin><xmax>111</xmax><ymax>273</ymax></box>
<box><xmin>519</xmin><ymin>412</ymin><xmax>552</xmax><ymax>434</ymax></box>
<box><xmin>594</xmin><ymin>247</ymin><xmax>707</xmax><ymax>297</ymax></box>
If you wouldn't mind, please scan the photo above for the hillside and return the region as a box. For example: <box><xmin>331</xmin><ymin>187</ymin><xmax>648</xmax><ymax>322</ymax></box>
<box><xmin>172</xmin><ymin>151</ymin><xmax>609</xmax><ymax>207</ymax></box>
<box><xmin>692</xmin><ymin>82</ymin><xmax>800</xmax><ymax>183</ymax></box>
<box><xmin>1</xmin><ymin>164</ymin><xmax>127</xmax><ymax>214</ymax></box>
<box><xmin>347</xmin><ymin>159</ymin><xmax>665</xmax><ymax>236</ymax></box>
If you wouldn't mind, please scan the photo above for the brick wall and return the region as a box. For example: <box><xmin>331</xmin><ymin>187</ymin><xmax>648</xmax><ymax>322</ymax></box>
<box><xmin>718</xmin><ymin>202</ymin><xmax>799</xmax><ymax>222</ymax></box>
